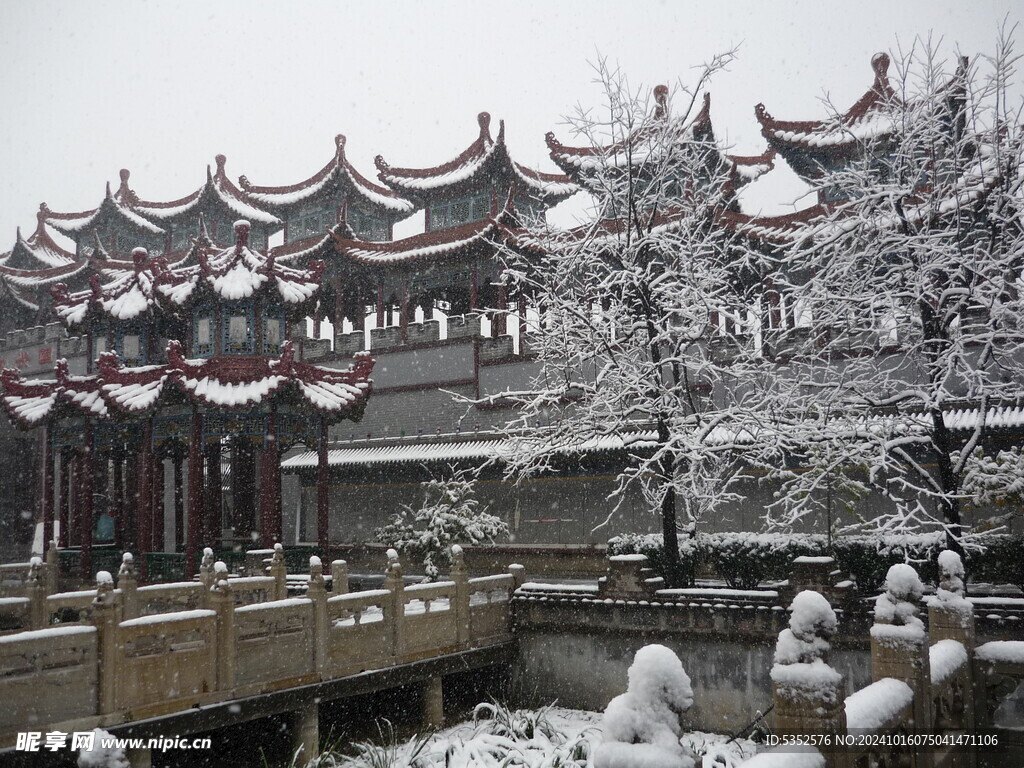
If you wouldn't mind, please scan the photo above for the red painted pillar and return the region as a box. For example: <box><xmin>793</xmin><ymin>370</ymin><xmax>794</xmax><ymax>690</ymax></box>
<box><xmin>41</xmin><ymin>426</ymin><xmax>54</xmax><ymax>551</ymax></box>
<box><xmin>80</xmin><ymin>423</ymin><xmax>94</xmax><ymax>582</ymax></box>
<box><xmin>400</xmin><ymin>280</ymin><xmax>410</xmax><ymax>341</ymax></box>
<box><xmin>58</xmin><ymin>451</ymin><xmax>69</xmax><ymax>548</ymax></box>
<box><xmin>152</xmin><ymin>454</ymin><xmax>165</xmax><ymax>554</ymax></box>
<box><xmin>136</xmin><ymin>420</ymin><xmax>154</xmax><ymax>581</ymax></box>
<box><xmin>493</xmin><ymin>282</ymin><xmax>508</xmax><ymax>337</ymax></box>
<box><xmin>173</xmin><ymin>451</ymin><xmax>184</xmax><ymax>552</ymax></box>
<box><xmin>376</xmin><ymin>284</ymin><xmax>386</xmax><ymax>328</ymax></box>
<box><xmin>185</xmin><ymin>412</ymin><xmax>203</xmax><ymax>578</ymax></box>
<box><xmin>470</xmin><ymin>268</ymin><xmax>479</xmax><ymax>312</ymax></box>
<box><xmin>260</xmin><ymin>412</ymin><xmax>279</xmax><ymax>547</ymax></box>
<box><xmin>70</xmin><ymin>453</ymin><xmax>81</xmax><ymax>547</ymax></box>
<box><xmin>317</xmin><ymin>417</ymin><xmax>330</xmax><ymax>557</ymax></box>
<box><xmin>112</xmin><ymin>450</ymin><xmax>125</xmax><ymax>550</ymax></box>
<box><xmin>205</xmin><ymin>443</ymin><xmax>222</xmax><ymax>549</ymax></box>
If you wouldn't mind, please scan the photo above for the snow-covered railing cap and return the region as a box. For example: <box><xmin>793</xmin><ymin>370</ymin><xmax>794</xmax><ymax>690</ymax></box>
<box><xmin>309</xmin><ymin>555</ymin><xmax>323</xmax><ymax>569</ymax></box>
<box><xmin>386</xmin><ymin>548</ymin><xmax>399</xmax><ymax>562</ymax></box>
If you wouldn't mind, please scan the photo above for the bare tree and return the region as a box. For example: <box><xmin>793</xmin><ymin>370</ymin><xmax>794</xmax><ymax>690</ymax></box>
<box><xmin>770</xmin><ymin>33</ymin><xmax>1024</xmax><ymax>554</ymax></box>
<box><xmin>484</xmin><ymin>57</ymin><xmax>799</xmax><ymax>583</ymax></box>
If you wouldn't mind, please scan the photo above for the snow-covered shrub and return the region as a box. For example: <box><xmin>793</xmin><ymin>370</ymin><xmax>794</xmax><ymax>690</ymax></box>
<box><xmin>595</xmin><ymin>644</ymin><xmax>696</xmax><ymax>768</ymax></box>
<box><xmin>375</xmin><ymin>469</ymin><xmax>508</xmax><ymax>581</ymax></box>
<box><xmin>77</xmin><ymin>728</ymin><xmax>129</xmax><ymax>768</ymax></box>
<box><xmin>970</xmin><ymin>535</ymin><xmax>1024</xmax><ymax>591</ymax></box>
<box><xmin>833</xmin><ymin>533</ymin><xmax>943</xmax><ymax>592</ymax></box>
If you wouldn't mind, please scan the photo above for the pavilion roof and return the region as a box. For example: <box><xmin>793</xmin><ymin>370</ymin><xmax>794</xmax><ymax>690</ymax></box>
<box><xmin>0</xmin><ymin>210</ymin><xmax>78</xmax><ymax>271</ymax></box>
<box><xmin>755</xmin><ymin>53</ymin><xmax>900</xmax><ymax>180</ymax></box>
<box><xmin>330</xmin><ymin>206</ymin><xmax>536</xmax><ymax>266</ymax></box>
<box><xmin>42</xmin><ymin>184</ymin><xmax>166</xmax><ymax>239</ymax></box>
<box><xmin>239</xmin><ymin>135</ymin><xmax>416</xmax><ymax>218</ymax></box>
<box><xmin>0</xmin><ymin>341</ymin><xmax>374</xmax><ymax>428</ymax></box>
<box><xmin>546</xmin><ymin>89</ymin><xmax>775</xmax><ymax>193</ymax></box>
<box><xmin>375</xmin><ymin>112</ymin><xmax>577</xmax><ymax>205</ymax></box>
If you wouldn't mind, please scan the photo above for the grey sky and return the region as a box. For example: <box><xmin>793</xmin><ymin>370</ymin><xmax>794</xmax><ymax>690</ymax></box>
<box><xmin>0</xmin><ymin>0</ymin><xmax>1020</xmax><ymax>246</ymax></box>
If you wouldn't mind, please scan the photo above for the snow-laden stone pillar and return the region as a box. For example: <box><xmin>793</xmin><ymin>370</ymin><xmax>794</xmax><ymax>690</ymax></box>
<box><xmin>451</xmin><ymin>545</ymin><xmax>470</xmax><ymax>648</ymax></box>
<box><xmin>770</xmin><ymin>590</ymin><xmax>847</xmax><ymax>767</ymax></box>
<box><xmin>209</xmin><ymin>563</ymin><xmax>235</xmax><ymax>692</ymax></box>
<box><xmin>331</xmin><ymin>559</ymin><xmax>349</xmax><ymax>594</ymax></box>
<box><xmin>292</xmin><ymin>697</ymin><xmax>319</xmax><ymax>766</ymax></box>
<box><xmin>117</xmin><ymin>553</ymin><xmax>138</xmax><ymax>621</ymax></box>
<box><xmin>870</xmin><ymin>564</ymin><xmax>932</xmax><ymax>734</ymax></box>
<box><xmin>26</xmin><ymin>557</ymin><xmax>47</xmax><ymax>630</ymax></box>
<box><xmin>270</xmin><ymin>543</ymin><xmax>287</xmax><ymax>601</ymax></box>
<box><xmin>308</xmin><ymin>556</ymin><xmax>327</xmax><ymax>675</ymax></box>
<box><xmin>384</xmin><ymin>549</ymin><xmax>406</xmax><ymax>659</ymax></box>
<box><xmin>421</xmin><ymin>676</ymin><xmax>444</xmax><ymax>729</ymax></box>
<box><xmin>92</xmin><ymin>571</ymin><xmax>118</xmax><ymax>715</ymax></box>
<box><xmin>927</xmin><ymin>550</ymin><xmax>975</xmax><ymax>737</ymax></box>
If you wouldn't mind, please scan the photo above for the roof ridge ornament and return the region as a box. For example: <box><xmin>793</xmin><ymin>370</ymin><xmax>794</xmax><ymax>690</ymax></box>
<box><xmin>653</xmin><ymin>84</ymin><xmax>670</xmax><ymax>119</ymax></box>
<box><xmin>215</xmin><ymin>154</ymin><xmax>228</xmax><ymax>179</ymax></box>
<box><xmin>234</xmin><ymin>220</ymin><xmax>251</xmax><ymax>251</ymax></box>
<box><xmin>478</xmin><ymin>112</ymin><xmax>492</xmax><ymax>140</ymax></box>
<box><xmin>132</xmin><ymin>247</ymin><xmax>148</xmax><ymax>272</ymax></box>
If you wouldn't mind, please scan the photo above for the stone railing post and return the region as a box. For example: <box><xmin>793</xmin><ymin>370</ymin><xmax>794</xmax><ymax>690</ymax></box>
<box><xmin>927</xmin><ymin>550</ymin><xmax>976</xmax><ymax>737</ymax></box>
<box><xmin>209</xmin><ymin>562</ymin><xmax>235</xmax><ymax>693</ymax></box>
<box><xmin>770</xmin><ymin>590</ymin><xmax>848</xmax><ymax>768</ymax></box>
<box><xmin>92</xmin><ymin>571</ymin><xmax>119</xmax><ymax>715</ymax></box>
<box><xmin>330</xmin><ymin>559</ymin><xmax>349</xmax><ymax>595</ymax></box>
<box><xmin>870</xmin><ymin>563</ymin><xmax>932</xmax><ymax>736</ymax></box>
<box><xmin>508</xmin><ymin>563</ymin><xmax>526</xmax><ymax>591</ymax></box>
<box><xmin>270</xmin><ymin>543</ymin><xmax>287</xmax><ymax>601</ymax></box>
<box><xmin>26</xmin><ymin>556</ymin><xmax>47</xmax><ymax>630</ymax></box>
<box><xmin>384</xmin><ymin>549</ymin><xmax>405</xmax><ymax>659</ymax></box>
<box><xmin>308</xmin><ymin>556</ymin><xmax>328</xmax><ymax>676</ymax></box>
<box><xmin>199</xmin><ymin>547</ymin><xmax>215</xmax><ymax>593</ymax></box>
<box><xmin>45</xmin><ymin>540</ymin><xmax>58</xmax><ymax>595</ymax></box>
<box><xmin>450</xmin><ymin>545</ymin><xmax>470</xmax><ymax>648</ymax></box>
<box><xmin>117</xmin><ymin>553</ymin><xmax>139</xmax><ymax>621</ymax></box>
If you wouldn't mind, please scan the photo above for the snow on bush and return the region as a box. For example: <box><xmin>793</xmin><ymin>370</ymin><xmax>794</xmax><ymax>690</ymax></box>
<box><xmin>77</xmin><ymin>728</ymin><xmax>129</xmax><ymax>768</ymax></box>
<box><xmin>770</xmin><ymin>591</ymin><xmax>842</xmax><ymax>703</ymax></box>
<box><xmin>375</xmin><ymin>469</ymin><xmax>508</xmax><ymax>581</ymax></box>
<box><xmin>595</xmin><ymin>644</ymin><xmax>696</xmax><ymax>768</ymax></box>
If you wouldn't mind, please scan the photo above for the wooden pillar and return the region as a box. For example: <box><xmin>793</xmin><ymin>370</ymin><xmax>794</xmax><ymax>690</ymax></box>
<box><xmin>173</xmin><ymin>451</ymin><xmax>184</xmax><ymax>552</ymax></box>
<box><xmin>317</xmin><ymin>417</ymin><xmax>330</xmax><ymax>557</ymax></box>
<box><xmin>260</xmin><ymin>412</ymin><xmax>280</xmax><ymax>547</ymax></box>
<box><xmin>41</xmin><ymin>425</ymin><xmax>54</xmax><ymax>551</ymax></box>
<box><xmin>152</xmin><ymin>455</ymin><xmax>165</xmax><ymax>554</ymax></box>
<box><xmin>204</xmin><ymin>442</ymin><xmax>222</xmax><ymax>549</ymax></box>
<box><xmin>58</xmin><ymin>451</ymin><xmax>69</xmax><ymax>548</ymax></box>
<box><xmin>376</xmin><ymin>284</ymin><xmax>386</xmax><ymax>327</ymax></box>
<box><xmin>80</xmin><ymin>422</ymin><xmax>95</xmax><ymax>582</ymax></box>
<box><xmin>351</xmin><ymin>290</ymin><xmax>365</xmax><ymax>331</ymax></box>
<box><xmin>232</xmin><ymin>441</ymin><xmax>257</xmax><ymax>544</ymax></box>
<box><xmin>112</xmin><ymin>449</ymin><xmax>125</xmax><ymax>550</ymax></box>
<box><xmin>399</xmin><ymin>280</ymin><xmax>410</xmax><ymax>341</ymax></box>
<box><xmin>137</xmin><ymin>421</ymin><xmax>154</xmax><ymax>581</ymax></box>
<box><xmin>70</xmin><ymin>451</ymin><xmax>81</xmax><ymax>547</ymax></box>
<box><xmin>470</xmin><ymin>267</ymin><xmax>479</xmax><ymax>312</ymax></box>
<box><xmin>493</xmin><ymin>282</ymin><xmax>507</xmax><ymax>337</ymax></box>
<box><xmin>334</xmin><ymin>276</ymin><xmax>345</xmax><ymax>330</ymax></box>
<box><xmin>765</xmin><ymin>276</ymin><xmax>781</xmax><ymax>330</ymax></box>
<box><xmin>185</xmin><ymin>412</ymin><xmax>203</xmax><ymax>578</ymax></box>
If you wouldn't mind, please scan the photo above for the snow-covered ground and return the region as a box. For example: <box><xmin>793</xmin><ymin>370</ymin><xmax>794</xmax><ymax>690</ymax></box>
<box><xmin>309</xmin><ymin>705</ymin><xmax>758</xmax><ymax>768</ymax></box>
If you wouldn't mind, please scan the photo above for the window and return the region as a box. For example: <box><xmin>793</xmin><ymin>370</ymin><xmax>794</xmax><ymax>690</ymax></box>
<box><xmin>222</xmin><ymin>302</ymin><xmax>255</xmax><ymax>354</ymax></box>
<box><xmin>263</xmin><ymin>316</ymin><xmax>284</xmax><ymax>354</ymax></box>
<box><xmin>194</xmin><ymin>315</ymin><xmax>214</xmax><ymax>357</ymax></box>
<box><xmin>121</xmin><ymin>334</ymin><xmax>140</xmax><ymax>361</ymax></box>
<box><xmin>287</xmin><ymin>208</ymin><xmax>335</xmax><ymax>243</ymax></box>
<box><xmin>94</xmin><ymin>335</ymin><xmax>107</xmax><ymax>358</ymax></box>
<box><xmin>428</xmin><ymin>191</ymin><xmax>491</xmax><ymax>231</ymax></box>
<box><xmin>349</xmin><ymin>208</ymin><xmax>388</xmax><ymax>241</ymax></box>
<box><xmin>229</xmin><ymin>316</ymin><xmax>247</xmax><ymax>342</ymax></box>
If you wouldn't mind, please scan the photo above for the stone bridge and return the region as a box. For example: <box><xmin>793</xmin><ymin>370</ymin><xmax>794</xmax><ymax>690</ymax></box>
<box><xmin>0</xmin><ymin>545</ymin><xmax>522</xmax><ymax>766</ymax></box>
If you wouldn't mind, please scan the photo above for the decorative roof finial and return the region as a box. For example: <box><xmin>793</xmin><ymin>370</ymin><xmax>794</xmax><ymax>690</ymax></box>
<box><xmin>335</xmin><ymin>134</ymin><xmax>347</xmax><ymax>158</ymax></box>
<box><xmin>871</xmin><ymin>52</ymin><xmax>891</xmax><ymax>83</ymax></box>
<box><xmin>132</xmin><ymin>247</ymin><xmax>148</xmax><ymax>271</ymax></box>
<box><xmin>653</xmin><ymin>84</ymin><xmax>669</xmax><ymax>119</ymax></box>
<box><xmin>478</xmin><ymin>112</ymin><xmax>492</xmax><ymax>138</ymax></box>
<box><xmin>234</xmin><ymin>220</ymin><xmax>251</xmax><ymax>251</ymax></box>
<box><xmin>215</xmin><ymin>154</ymin><xmax>227</xmax><ymax>178</ymax></box>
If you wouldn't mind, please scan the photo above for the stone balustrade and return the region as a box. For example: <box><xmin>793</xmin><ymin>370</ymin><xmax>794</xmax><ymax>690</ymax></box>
<box><xmin>0</xmin><ymin>551</ymin><xmax>521</xmax><ymax>744</ymax></box>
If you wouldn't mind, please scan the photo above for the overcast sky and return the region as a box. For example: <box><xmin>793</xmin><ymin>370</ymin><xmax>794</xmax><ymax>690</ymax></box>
<box><xmin>0</xmin><ymin>0</ymin><xmax>1021</xmax><ymax>247</ymax></box>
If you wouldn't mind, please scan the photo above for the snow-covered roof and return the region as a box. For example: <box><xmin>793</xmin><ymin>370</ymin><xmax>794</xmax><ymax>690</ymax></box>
<box><xmin>52</xmin><ymin>248</ymin><xmax>163</xmax><ymax>326</ymax></box>
<box><xmin>42</xmin><ymin>184</ymin><xmax>167</xmax><ymax>238</ymax></box>
<box><xmin>239</xmin><ymin>135</ymin><xmax>416</xmax><ymax>218</ymax></box>
<box><xmin>0</xmin><ymin>210</ymin><xmax>78</xmax><ymax>271</ymax></box>
<box><xmin>375</xmin><ymin>112</ymin><xmax>577</xmax><ymax>206</ymax></box>
<box><xmin>0</xmin><ymin>342</ymin><xmax>374</xmax><ymax>428</ymax></box>
<box><xmin>547</xmin><ymin>90</ymin><xmax>775</xmax><ymax>194</ymax></box>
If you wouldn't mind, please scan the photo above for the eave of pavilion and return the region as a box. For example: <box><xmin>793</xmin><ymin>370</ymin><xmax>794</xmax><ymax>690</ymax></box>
<box><xmin>52</xmin><ymin>248</ymin><xmax>166</xmax><ymax>328</ymax></box>
<box><xmin>0</xmin><ymin>341</ymin><xmax>374</xmax><ymax>429</ymax></box>
<box><xmin>375</xmin><ymin>112</ymin><xmax>578</xmax><ymax>207</ymax></box>
<box><xmin>755</xmin><ymin>53</ymin><xmax>900</xmax><ymax>181</ymax></box>
<box><xmin>546</xmin><ymin>90</ymin><xmax>776</xmax><ymax>194</ymax></box>
<box><xmin>238</xmin><ymin>135</ymin><xmax>417</xmax><ymax>221</ymax></box>
<box><xmin>41</xmin><ymin>184</ymin><xmax>167</xmax><ymax>243</ymax></box>
<box><xmin>116</xmin><ymin>159</ymin><xmax>283</xmax><ymax>233</ymax></box>
<box><xmin>0</xmin><ymin>209</ymin><xmax>78</xmax><ymax>271</ymax></box>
